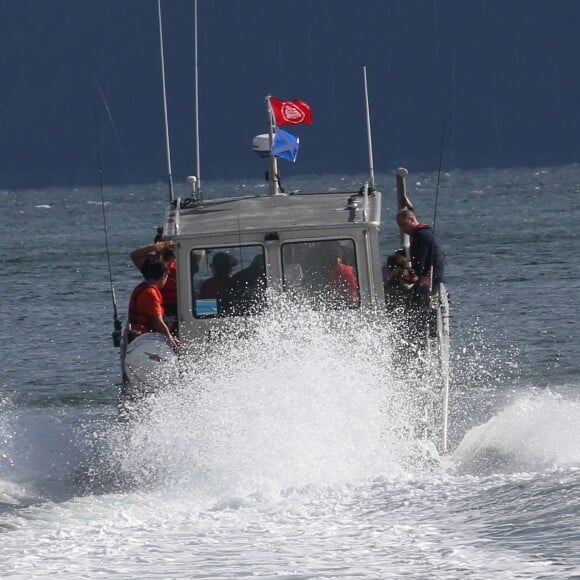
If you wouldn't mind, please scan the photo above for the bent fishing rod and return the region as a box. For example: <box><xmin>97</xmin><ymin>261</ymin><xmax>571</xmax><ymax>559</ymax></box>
<box><xmin>94</xmin><ymin>100</ymin><xmax>123</xmax><ymax>347</ymax></box>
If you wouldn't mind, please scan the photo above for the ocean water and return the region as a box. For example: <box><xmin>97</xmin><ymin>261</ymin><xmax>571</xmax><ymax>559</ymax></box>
<box><xmin>1</xmin><ymin>165</ymin><xmax>579</xmax><ymax>579</ymax></box>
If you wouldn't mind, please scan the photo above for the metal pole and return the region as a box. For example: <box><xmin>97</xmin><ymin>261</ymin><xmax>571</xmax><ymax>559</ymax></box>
<box><xmin>363</xmin><ymin>66</ymin><xmax>375</xmax><ymax>190</ymax></box>
<box><xmin>157</xmin><ymin>0</ymin><xmax>175</xmax><ymax>202</ymax></box>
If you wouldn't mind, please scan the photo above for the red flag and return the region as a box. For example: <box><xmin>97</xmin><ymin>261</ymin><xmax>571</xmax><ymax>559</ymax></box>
<box><xmin>270</xmin><ymin>97</ymin><xmax>313</xmax><ymax>125</ymax></box>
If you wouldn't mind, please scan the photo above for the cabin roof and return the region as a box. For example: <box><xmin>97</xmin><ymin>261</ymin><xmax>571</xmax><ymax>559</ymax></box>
<box><xmin>170</xmin><ymin>191</ymin><xmax>381</xmax><ymax>239</ymax></box>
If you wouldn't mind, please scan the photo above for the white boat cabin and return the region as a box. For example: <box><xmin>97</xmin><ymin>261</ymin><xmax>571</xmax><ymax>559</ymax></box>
<box><xmin>163</xmin><ymin>184</ymin><xmax>384</xmax><ymax>342</ymax></box>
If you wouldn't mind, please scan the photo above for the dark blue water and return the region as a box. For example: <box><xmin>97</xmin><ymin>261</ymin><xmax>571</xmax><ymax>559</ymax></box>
<box><xmin>1</xmin><ymin>166</ymin><xmax>579</xmax><ymax>578</ymax></box>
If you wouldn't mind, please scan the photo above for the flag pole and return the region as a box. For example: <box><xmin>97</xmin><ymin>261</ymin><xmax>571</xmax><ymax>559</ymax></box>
<box><xmin>265</xmin><ymin>94</ymin><xmax>280</xmax><ymax>196</ymax></box>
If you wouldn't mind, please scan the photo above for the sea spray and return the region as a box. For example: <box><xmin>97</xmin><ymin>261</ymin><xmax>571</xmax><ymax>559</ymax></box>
<box><xmin>454</xmin><ymin>389</ymin><xmax>580</xmax><ymax>474</ymax></box>
<box><xmin>106</xmin><ymin>297</ymin><xmax>443</xmax><ymax>495</ymax></box>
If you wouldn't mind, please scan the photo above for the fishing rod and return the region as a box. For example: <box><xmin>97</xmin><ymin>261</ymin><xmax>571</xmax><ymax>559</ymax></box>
<box><xmin>93</xmin><ymin>77</ymin><xmax>131</xmax><ymax>184</ymax></box>
<box><xmin>429</xmin><ymin>57</ymin><xmax>455</xmax><ymax>454</ymax></box>
<box><xmin>431</xmin><ymin>100</ymin><xmax>450</xmax><ymax>454</ymax></box>
<box><xmin>429</xmin><ymin>54</ymin><xmax>455</xmax><ymax>294</ymax></box>
<box><xmin>428</xmin><ymin>110</ymin><xmax>447</xmax><ymax>295</ymax></box>
<box><xmin>94</xmin><ymin>102</ymin><xmax>123</xmax><ymax>348</ymax></box>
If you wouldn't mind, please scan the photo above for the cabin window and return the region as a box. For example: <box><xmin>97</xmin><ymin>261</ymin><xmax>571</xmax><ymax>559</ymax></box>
<box><xmin>190</xmin><ymin>245</ymin><xmax>266</xmax><ymax>318</ymax></box>
<box><xmin>281</xmin><ymin>239</ymin><xmax>360</xmax><ymax>308</ymax></box>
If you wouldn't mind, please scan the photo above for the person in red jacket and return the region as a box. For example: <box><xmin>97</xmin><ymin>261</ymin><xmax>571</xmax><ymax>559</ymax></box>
<box><xmin>131</xmin><ymin>240</ymin><xmax>178</xmax><ymax>332</ymax></box>
<box><xmin>326</xmin><ymin>242</ymin><xmax>359</xmax><ymax>304</ymax></box>
<box><xmin>128</xmin><ymin>259</ymin><xmax>179</xmax><ymax>349</ymax></box>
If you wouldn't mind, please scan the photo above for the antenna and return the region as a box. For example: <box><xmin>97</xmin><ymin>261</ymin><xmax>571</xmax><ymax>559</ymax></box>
<box><xmin>192</xmin><ymin>0</ymin><xmax>202</xmax><ymax>201</ymax></box>
<box><xmin>157</xmin><ymin>0</ymin><xmax>175</xmax><ymax>203</ymax></box>
<box><xmin>363</xmin><ymin>66</ymin><xmax>375</xmax><ymax>190</ymax></box>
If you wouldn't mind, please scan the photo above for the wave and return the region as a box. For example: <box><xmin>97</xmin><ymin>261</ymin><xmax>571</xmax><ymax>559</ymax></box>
<box><xmin>454</xmin><ymin>389</ymin><xmax>580</xmax><ymax>474</ymax></box>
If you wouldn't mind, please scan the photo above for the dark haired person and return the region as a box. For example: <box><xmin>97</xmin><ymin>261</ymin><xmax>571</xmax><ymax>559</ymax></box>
<box><xmin>395</xmin><ymin>208</ymin><xmax>445</xmax><ymax>292</ymax></box>
<box><xmin>131</xmin><ymin>240</ymin><xmax>178</xmax><ymax>332</ymax></box>
<box><xmin>199</xmin><ymin>252</ymin><xmax>238</xmax><ymax>299</ymax></box>
<box><xmin>221</xmin><ymin>253</ymin><xmax>267</xmax><ymax>315</ymax></box>
<box><xmin>395</xmin><ymin>203</ymin><xmax>446</xmax><ymax>348</ymax></box>
<box><xmin>383</xmin><ymin>252</ymin><xmax>418</xmax><ymax>310</ymax></box>
<box><xmin>128</xmin><ymin>259</ymin><xmax>179</xmax><ymax>349</ymax></box>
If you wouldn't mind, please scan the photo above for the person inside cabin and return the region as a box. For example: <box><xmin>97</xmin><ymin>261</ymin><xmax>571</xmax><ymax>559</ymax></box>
<box><xmin>127</xmin><ymin>259</ymin><xmax>179</xmax><ymax>349</ymax></box>
<box><xmin>199</xmin><ymin>252</ymin><xmax>238</xmax><ymax>299</ymax></box>
<box><xmin>326</xmin><ymin>242</ymin><xmax>359</xmax><ymax>305</ymax></box>
<box><xmin>383</xmin><ymin>252</ymin><xmax>418</xmax><ymax>311</ymax></box>
<box><xmin>130</xmin><ymin>240</ymin><xmax>178</xmax><ymax>333</ymax></box>
<box><xmin>221</xmin><ymin>253</ymin><xmax>267</xmax><ymax>315</ymax></box>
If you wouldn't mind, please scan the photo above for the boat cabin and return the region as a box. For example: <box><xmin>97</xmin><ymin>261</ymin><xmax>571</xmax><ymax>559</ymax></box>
<box><xmin>163</xmin><ymin>184</ymin><xmax>384</xmax><ymax>342</ymax></box>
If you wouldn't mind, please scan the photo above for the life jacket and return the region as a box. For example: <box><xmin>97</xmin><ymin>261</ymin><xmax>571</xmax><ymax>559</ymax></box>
<box><xmin>128</xmin><ymin>282</ymin><xmax>163</xmax><ymax>333</ymax></box>
<box><xmin>329</xmin><ymin>263</ymin><xmax>359</xmax><ymax>300</ymax></box>
<box><xmin>161</xmin><ymin>260</ymin><xmax>177</xmax><ymax>306</ymax></box>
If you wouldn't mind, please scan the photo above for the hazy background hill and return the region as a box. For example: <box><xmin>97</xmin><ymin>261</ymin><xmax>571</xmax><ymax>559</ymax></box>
<box><xmin>2</xmin><ymin>0</ymin><xmax>579</xmax><ymax>188</ymax></box>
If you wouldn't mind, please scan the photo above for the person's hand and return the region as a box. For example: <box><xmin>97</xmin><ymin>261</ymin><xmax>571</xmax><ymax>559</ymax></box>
<box><xmin>155</xmin><ymin>240</ymin><xmax>174</xmax><ymax>252</ymax></box>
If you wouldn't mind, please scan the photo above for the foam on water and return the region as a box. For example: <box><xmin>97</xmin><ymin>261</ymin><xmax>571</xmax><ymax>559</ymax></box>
<box><xmin>2</xmin><ymin>299</ymin><xmax>578</xmax><ymax>578</ymax></box>
<box><xmin>454</xmin><ymin>389</ymin><xmax>580</xmax><ymax>474</ymax></box>
<box><xmin>104</xmin><ymin>299</ymin><xmax>441</xmax><ymax>497</ymax></box>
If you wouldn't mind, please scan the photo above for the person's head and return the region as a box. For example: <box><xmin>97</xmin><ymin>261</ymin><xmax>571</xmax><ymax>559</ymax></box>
<box><xmin>385</xmin><ymin>253</ymin><xmax>408</xmax><ymax>281</ymax></box>
<box><xmin>324</xmin><ymin>241</ymin><xmax>345</xmax><ymax>265</ymax></box>
<box><xmin>387</xmin><ymin>252</ymin><xmax>408</xmax><ymax>270</ymax></box>
<box><xmin>142</xmin><ymin>259</ymin><xmax>169</xmax><ymax>287</ymax></box>
<box><xmin>396</xmin><ymin>208</ymin><xmax>419</xmax><ymax>234</ymax></box>
<box><xmin>211</xmin><ymin>252</ymin><xmax>238</xmax><ymax>278</ymax></box>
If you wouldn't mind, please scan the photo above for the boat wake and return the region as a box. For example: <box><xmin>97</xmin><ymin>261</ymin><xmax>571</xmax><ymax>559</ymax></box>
<box><xmin>0</xmin><ymin>399</ymin><xmax>106</xmax><ymax>512</ymax></box>
<box><xmin>454</xmin><ymin>389</ymin><xmax>580</xmax><ymax>475</ymax></box>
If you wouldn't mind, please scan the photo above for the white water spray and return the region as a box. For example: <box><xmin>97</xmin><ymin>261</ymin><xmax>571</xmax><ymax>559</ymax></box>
<box><xmin>107</xmin><ymin>298</ymin><xmax>439</xmax><ymax>496</ymax></box>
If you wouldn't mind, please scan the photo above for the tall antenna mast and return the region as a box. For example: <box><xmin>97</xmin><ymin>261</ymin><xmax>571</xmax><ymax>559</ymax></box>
<box><xmin>193</xmin><ymin>0</ymin><xmax>201</xmax><ymax>196</ymax></box>
<box><xmin>157</xmin><ymin>0</ymin><xmax>175</xmax><ymax>202</ymax></box>
<box><xmin>363</xmin><ymin>66</ymin><xmax>375</xmax><ymax>190</ymax></box>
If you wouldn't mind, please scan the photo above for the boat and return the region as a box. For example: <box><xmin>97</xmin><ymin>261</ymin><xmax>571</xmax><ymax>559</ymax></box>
<box><xmin>118</xmin><ymin>153</ymin><xmax>450</xmax><ymax>451</ymax></box>
<box><xmin>114</xmin><ymin>2</ymin><xmax>450</xmax><ymax>452</ymax></box>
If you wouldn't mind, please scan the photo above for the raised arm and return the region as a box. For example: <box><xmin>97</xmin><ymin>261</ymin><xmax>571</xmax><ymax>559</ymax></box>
<box><xmin>130</xmin><ymin>241</ymin><xmax>174</xmax><ymax>270</ymax></box>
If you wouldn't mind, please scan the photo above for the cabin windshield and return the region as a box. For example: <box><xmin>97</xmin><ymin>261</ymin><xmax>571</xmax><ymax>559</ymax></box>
<box><xmin>281</xmin><ymin>239</ymin><xmax>360</xmax><ymax>308</ymax></box>
<box><xmin>191</xmin><ymin>245</ymin><xmax>266</xmax><ymax>318</ymax></box>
